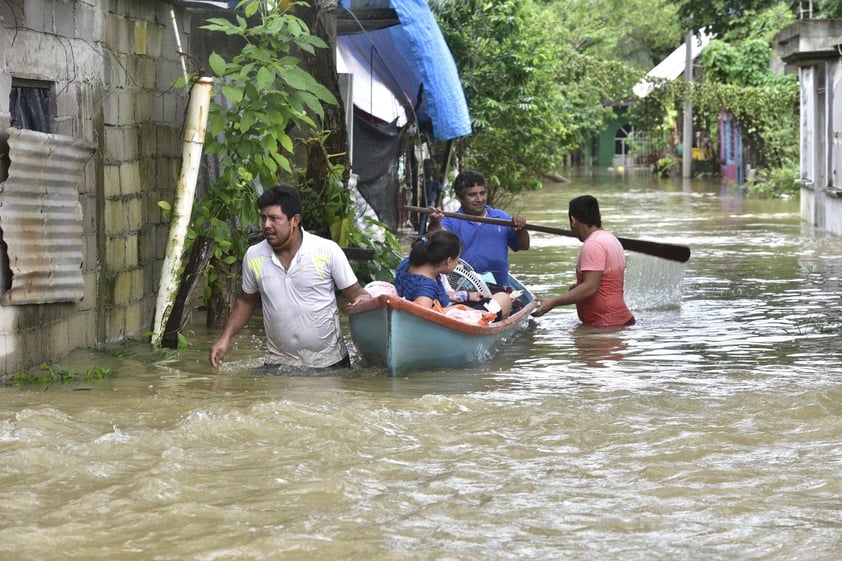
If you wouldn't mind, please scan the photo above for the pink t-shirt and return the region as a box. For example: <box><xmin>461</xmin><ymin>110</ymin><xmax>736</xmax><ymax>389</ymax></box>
<box><xmin>576</xmin><ymin>229</ymin><xmax>634</xmax><ymax>327</ymax></box>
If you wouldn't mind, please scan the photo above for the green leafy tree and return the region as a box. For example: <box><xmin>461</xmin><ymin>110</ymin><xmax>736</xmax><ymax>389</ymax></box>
<box><xmin>545</xmin><ymin>0</ymin><xmax>682</xmax><ymax>70</ymax></box>
<box><xmin>816</xmin><ymin>0</ymin><xmax>842</xmax><ymax>17</ymax></box>
<box><xmin>675</xmin><ymin>0</ymin><xmax>780</xmax><ymax>36</ymax></box>
<box><xmin>630</xmin><ymin>3</ymin><xmax>798</xmax><ymax>190</ymax></box>
<box><xmin>432</xmin><ymin>0</ymin><xmax>640</xmax><ymax>203</ymax></box>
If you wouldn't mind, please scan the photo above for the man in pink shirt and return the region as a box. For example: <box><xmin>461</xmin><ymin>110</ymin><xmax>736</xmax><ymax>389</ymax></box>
<box><xmin>533</xmin><ymin>195</ymin><xmax>635</xmax><ymax>327</ymax></box>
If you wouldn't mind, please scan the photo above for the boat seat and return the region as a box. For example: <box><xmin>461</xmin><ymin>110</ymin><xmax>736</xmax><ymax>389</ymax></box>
<box><xmin>447</xmin><ymin>259</ymin><xmax>491</xmax><ymax>294</ymax></box>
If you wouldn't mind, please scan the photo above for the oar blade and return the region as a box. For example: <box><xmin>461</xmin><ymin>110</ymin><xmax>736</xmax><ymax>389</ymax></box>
<box><xmin>617</xmin><ymin>237</ymin><xmax>691</xmax><ymax>263</ymax></box>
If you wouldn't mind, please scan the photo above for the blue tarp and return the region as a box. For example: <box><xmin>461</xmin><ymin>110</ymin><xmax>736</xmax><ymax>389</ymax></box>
<box><xmin>337</xmin><ymin>0</ymin><xmax>471</xmax><ymax>141</ymax></box>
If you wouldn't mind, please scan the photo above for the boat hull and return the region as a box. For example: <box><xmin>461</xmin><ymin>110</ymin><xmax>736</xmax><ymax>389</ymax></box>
<box><xmin>348</xmin><ymin>276</ymin><xmax>537</xmax><ymax>375</ymax></box>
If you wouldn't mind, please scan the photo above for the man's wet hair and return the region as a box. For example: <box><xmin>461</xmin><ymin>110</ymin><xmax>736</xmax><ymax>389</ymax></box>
<box><xmin>452</xmin><ymin>171</ymin><xmax>486</xmax><ymax>198</ymax></box>
<box><xmin>568</xmin><ymin>195</ymin><xmax>602</xmax><ymax>227</ymax></box>
<box><xmin>257</xmin><ymin>184</ymin><xmax>303</xmax><ymax>221</ymax></box>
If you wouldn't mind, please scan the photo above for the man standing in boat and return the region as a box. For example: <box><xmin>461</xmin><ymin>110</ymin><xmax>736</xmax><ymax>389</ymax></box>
<box><xmin>426</xmin><ymin>170</ymin><xmax>530</xmax><ymax>289</ymax></box>
<box><xmin>532</xmin><ymin>194</ymin><xmax>635</xmax><ymax>327</ymax></box>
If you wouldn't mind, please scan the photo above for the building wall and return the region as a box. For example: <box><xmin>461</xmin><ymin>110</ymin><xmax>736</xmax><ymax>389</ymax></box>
<box><xmin>775</xmin><ymin>19</ymin><xmax>842</xmax><ymax>238</ymax></box>
<box><xmin>0</xmin><ymin>0</ymin><xmax>202</xmax><ymax>374</ymax></box>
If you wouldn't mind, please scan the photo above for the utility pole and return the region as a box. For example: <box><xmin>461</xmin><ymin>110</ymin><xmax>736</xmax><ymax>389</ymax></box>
<box><xmin>682</xmin><ymin>29</ymin><xmax>693</xmax><ymax>179</ymax></box>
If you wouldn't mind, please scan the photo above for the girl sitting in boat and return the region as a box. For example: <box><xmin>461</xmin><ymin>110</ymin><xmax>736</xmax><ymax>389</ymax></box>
<box><xmin>394</xmin><ymin>230</ymin><xmax>512</xmax><ymax>322</ymax></box>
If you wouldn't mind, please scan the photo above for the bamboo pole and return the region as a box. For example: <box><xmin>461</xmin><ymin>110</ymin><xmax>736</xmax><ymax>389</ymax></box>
<box><xmin>151</xmin><ymin>77</ymin><xmax>213</xmax><ymax>347</ymax></box>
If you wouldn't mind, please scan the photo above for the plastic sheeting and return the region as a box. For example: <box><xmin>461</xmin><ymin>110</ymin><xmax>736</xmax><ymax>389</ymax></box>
<box><xmin>337</xmin><ymin>0</ymin><xmax>471</xmax><ymax>141</ymax></box>
<box><xmin>353</xmin><ymin>111</ymin><xmax>402</xmax><ymax>230</ymax></box>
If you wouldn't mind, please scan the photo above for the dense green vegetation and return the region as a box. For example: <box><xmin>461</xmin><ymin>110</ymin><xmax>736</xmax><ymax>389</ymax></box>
<box><xmin>432</xmin><ymin>0</ymin><xmax>663</xmax><ymax>203</ymax></box>
<box><xmin>432</xmin><ymin>0</ymin><xmax>813</xmax><ymax>199</ymax></box>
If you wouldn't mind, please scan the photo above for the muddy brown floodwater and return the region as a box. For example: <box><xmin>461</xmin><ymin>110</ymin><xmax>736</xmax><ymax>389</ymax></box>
<box><xmin>2</xmin><ymin>172</ymin><xmax>841</xmax><ymax>560</ymax></box>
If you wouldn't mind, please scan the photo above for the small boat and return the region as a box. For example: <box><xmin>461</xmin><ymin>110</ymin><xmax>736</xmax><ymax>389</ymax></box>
<box><xmin>347</xmin><ymin>263</ymin><xmax>537</xmax><ymax>375</ymax></box>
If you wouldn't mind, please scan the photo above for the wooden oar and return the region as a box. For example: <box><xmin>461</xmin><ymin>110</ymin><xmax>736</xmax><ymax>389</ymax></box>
<box><xmin>404</xmin><ymin>205</ymin><xmax>691</xmax><ymax>263</ymax></box>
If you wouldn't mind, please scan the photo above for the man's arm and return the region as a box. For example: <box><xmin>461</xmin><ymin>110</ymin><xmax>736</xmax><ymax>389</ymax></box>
<box><xmin>532</xmin><ymin>270</ymin><xmax>602</xmax><ymax>317</ymax></box>
<box><xmin>511</xmin><ymin>214</ymin><xmax>530</xmax><ymax>250</ymax></box>
<box><xmin>341</xmin><ymin>282</ymin><xmax>372</xmax><ymax>308</ymax></box>
<box><xmin>425</xmin><ymin>206</ymin><xmax>445</xmax><ymax>232</ymax></box>
<box><xmin>209</xmin><ymin>291</ymin><xmax>259</xmax><ymax>367</ymax></box>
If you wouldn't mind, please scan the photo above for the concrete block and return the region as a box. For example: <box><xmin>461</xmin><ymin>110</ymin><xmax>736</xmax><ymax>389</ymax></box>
<box><xmin>128</xmin><ymin>197</ymin><xmax>143</xmax><ymax>231</ymax></box>
<box><xmin>75</xmin><ymin>3</ymin><xmax>96</xmax><ymax>42</ymax></box>
<box><xmin>83</xmin><ymin>270</ymin><xmax>98</xmax><ymax>305</ymax></box>
<box><xmin>103</xmin><ymin>126</ymin><xmax>124</xmax><ymax>162</ymax></box>
<box><xmin>80</xmin><ymin>195</ymin><xmax>97</xmax><ymax>233</ymax></box>
<box><xmin>104</xmin><ymin>13</ymin><xmax>122</xmax><ymax>54</ymax></box>
<box><xmin>140</xmin><ymin>227</ymin><xmax>154</xmax><ymax>264</ymax></box>
<box><xmin>163</xmin><ymin>92</ymin><xmax>177</xmax><ymax>122</ymax></box>
<box><xmin>51</xmin><ymin>318</ymin><xmax>71</xmax><ymax>359</ymax></box>
<box><xmin>139</xmin><ymin>158</ymin><xmax>156</xmax><ymax>191</ymax></box>
<box><xmin>131</xmin><ymin>268</ymin><xmax>145</xmax><ymax>301</ymax></box>
<box><xmin>0</xmin><ymin>334</ymin><xmax>9</xmax><ymax>376</ymax></box>
<box><xmin>120</xmin><ymin>161</ymin><xmax>141</xmax><ymax>197</ymax></box>
<box><xmin>117</xmin><ymin>17</ymin><xmax>131</xmax><ymax>55</ymax></box>
<box><xmin>109</xmin><ymin>54</ymin><xmax>128</xmax><ymax>89</ymax></box>
<box><xmin>155</xmin><ymin>156</ymin><xmax>172</xmax><ymax>188</ymax></box>
<box><xmin>56</xmin><ymin>86</ymin><xmax>78</xmax><ymax>121</ymax></box>
<box><xmin>146</xmin><ymin>190</ymin><xmax>164</xmax><ymax>224</ymax></box>
<box><xmin>156</xmin><ymin>225</ymin><xmax>169</xmax><ymax>258</ymax></box>
<box><xmin>134</xmin><ymin>90</ymin><xmax>152</xmax><ymax>124</ymax></box>
<box><xmin>124</xmin><ymin>302</ymin><xmax>142</xmax><ymax>334</ymax></box>
<box><xmin>102</xmin><ymin>90</ymin><xmax>120</xmax><ymax>126</ymax></box>
<box><xmin>54</xmin><ymin>2</ymin><xmax>75</xmax><ymax>38</ymax></box>
<box><xmin>139</xmin><ymin>122</ymin><xmax>157</xmax><ymax>157</ymax></box>
<box><xmin>143</xmin><ymin>253</ymin><xmax>157</xmax><ymax>287</ymax></box>
<box><xmin>140</xmin><ymin>57</ymin><xmax>157</xmax><ymax>89</ymax></box>
<box><xmin>150</xmin><ymin>92</ymin><xmax>164</xmax><ymax>121</ymax></box>
<box><xmin>125</xmin><ymin>232</ymin><xmax>139</xmax><ymax>266</ymax></box>
<box><xmin>53</xmin><ymin>117</ymin><xmax>74</xmax><ymax>138</ymax></box>
<box><xmin>104</xmin><ymin>164</ymin><xmax>121</xmax><ymax>198</ymax></box>
<box><xmin>157</xmin><ymin>61</ymin><xmax>183</xmax><ymax>93</ymax></box>
<box><xmin>23</xmin><ymin>0</ymin><xmax>48</xmax><ymax>32</ymax></box>
<box><xmin>134</xmin><ymin>20</ymin><xmax>148</xmax><ymax>55</ymax></box>
<box><xmin>125</xmin><ymin>124</ymin><xmax>140</xmax><ymax>159</ymax></box>
<box><xmin>107</xmin><ymin>306</ymin><xmax>126</xmax><ymax>341</ymax></box>
<box><xmin>104</xmin><ymin>199</ymin><xmax>119</xmax><ymax>234</ymax></box>
<box><xmin>0</xmin><ymin>305</ymin><xmax>17</xmax><ymax>332</ymax></box>
<box><xmin>147</xmin><ymin>21</ymin><xmax>163</xmax><ymax>59</ymax></box>
<box><xmin>67</xmin><ymin>313</ymin><xmax>92</xmax><ymax>351</ymax></box>
<box><xmin>79</xmin><ymin>159</ymin><xmax>96</xmax><ymax>196</ymax></box>
<box><xmin>106</xmin><ymin>235</ymin><xmax>127</xmax><ymax>270</ymax></box>
<box><xmin>114</xmin><ymin>270</ymin><xmax>131</xmax><ymax>304</ymax></box>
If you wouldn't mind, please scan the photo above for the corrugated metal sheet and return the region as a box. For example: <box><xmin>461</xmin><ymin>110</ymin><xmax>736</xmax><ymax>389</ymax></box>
<box><xmin>0</xmin><ymin>128</ymin><xmax>96</xmax><ymax>305</ymax></box>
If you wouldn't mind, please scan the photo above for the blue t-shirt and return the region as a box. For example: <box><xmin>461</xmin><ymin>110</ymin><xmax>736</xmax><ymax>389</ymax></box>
<box><xmin>441</xmin><ymin>206</ymin><xmax>519</xmax><ymax>286</ymax></box>
<box><xmin>394</xmin><ymin>258</ymin><xmax>450</xmax><ymax>306</ymax></box>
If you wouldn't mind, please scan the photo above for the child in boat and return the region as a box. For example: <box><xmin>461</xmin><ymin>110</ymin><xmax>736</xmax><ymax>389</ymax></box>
<box><xmin>394</xmin><ymin>230</ymin><xmax>512</xmax><ymax>321</ymax></box>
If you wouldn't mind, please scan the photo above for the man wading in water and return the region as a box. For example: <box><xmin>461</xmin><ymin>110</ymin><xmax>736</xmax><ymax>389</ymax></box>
<box><xmin>209</xmin><ymin>185</ymin><xmax>371</xmax><ymax>370</ymax></box>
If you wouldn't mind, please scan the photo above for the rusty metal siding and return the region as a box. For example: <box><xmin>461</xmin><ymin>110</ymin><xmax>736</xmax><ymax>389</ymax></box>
<box><xmin>0</xmin><ymin>128</ymin><xmax>96</xmax><ymax>305</ymax></box>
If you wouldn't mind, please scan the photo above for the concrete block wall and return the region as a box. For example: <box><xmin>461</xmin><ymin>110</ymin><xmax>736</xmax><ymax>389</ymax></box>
<box><xmin>99</xmin><ymin>0</ymin><xmax>189</xmax><ymax>344</ymax></box>
<box><xmin>0</xmin><ymin>0</ymin><xmax>104</xmax><ymax>374</ymax></box>
<box><xmin>0</xmin><ymin>0</ymin><xmax>200</xmax><ymax>374</ymax></box>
